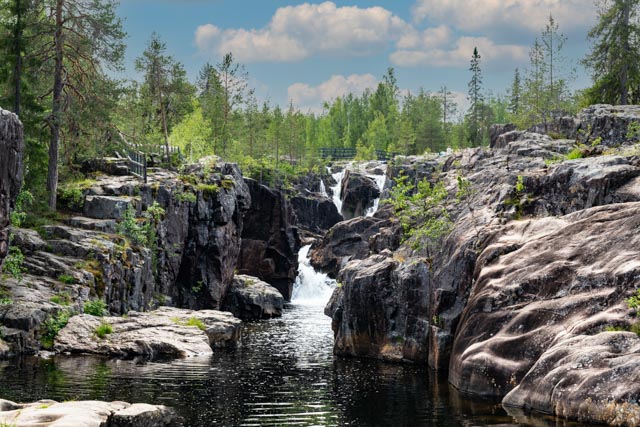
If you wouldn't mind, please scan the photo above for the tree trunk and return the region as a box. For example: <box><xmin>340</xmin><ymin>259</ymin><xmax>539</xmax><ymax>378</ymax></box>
<box><xmin>620</xmin><ymin>2</ymin><xmax>631</xmax><ymax>105</ymax></box>
<box><xmin>47</xmin><ymin>0</ymin><xmax>64</xmax><ymax>211</ymax></box>
<box><xmin>13</xmin><ymin>0</ymin><xmax>22</xmax><ymax>116</ymax></box>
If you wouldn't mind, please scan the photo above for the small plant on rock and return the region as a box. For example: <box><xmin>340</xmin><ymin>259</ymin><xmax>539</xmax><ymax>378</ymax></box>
<box><xmin>94</xmin><ymin>322</ymin><xmax>113</xmax><ymax>339</ymax></box>
<box><xmin>2</xmin><ymin>246</ymin><xmax>25</xmax><ymax>280</ymax></box>
<box><xmin>41</xmin><ymin>310</ymin><xmax>72</xmax><ymax>349</ymax></box>
<box><xmin>83</xmin><ymin>299</ymin><xmax>107</xmax><ymax>317</ymax></box>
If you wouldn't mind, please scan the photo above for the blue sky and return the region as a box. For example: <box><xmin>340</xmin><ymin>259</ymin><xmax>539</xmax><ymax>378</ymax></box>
<box><xmin>117</xmin><ymin>0</ymin><xmax>597</xmax><ymax>112</ymax></box>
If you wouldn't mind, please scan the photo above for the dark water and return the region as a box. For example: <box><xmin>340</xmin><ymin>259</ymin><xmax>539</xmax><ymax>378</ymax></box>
<box><xmin>0</xmin><ymin>303</ymin><xmax>583</xmax><ymax>426</ymax></box>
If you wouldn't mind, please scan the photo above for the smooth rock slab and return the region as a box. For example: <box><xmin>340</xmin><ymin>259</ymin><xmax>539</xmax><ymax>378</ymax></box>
<box><xmin>54</xmin><ymin>307</ymin><xmax>242</xmax><ymax>358</ymax></box>
<box><xmin>0</xmin><ymin>399</ymin><xmax>177</xmax><ymax>427</ymax></box>
<box><xmin>224</xmin><ymin>274</ymin><xmax>284</xmax><ymax>320</ymax></box>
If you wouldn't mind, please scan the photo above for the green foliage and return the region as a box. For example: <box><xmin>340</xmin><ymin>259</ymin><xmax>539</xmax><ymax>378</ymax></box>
<box><xmin>354</xmin><ymin>141</ymin><xmax>376</xmax><ymax>161</ymax></box>
<box><xmin>627</xmin><ymin>289</ymin><xmax>640</xmax><ymax>312</ymax></box>
<box><xmin>174</xmin><ymin>190</ymin><xmax>197</xmax><ymax>203</ymax></box>
<box><xmin>566</xmin><ymin>148</ymin><xmax>584</xmax><ymax>160</ymax></box>
<box><xmin>57</xmin><ymin>274</ymin><xmax>76</xmax><ymax>285</ymax></box>
<box><xmin>2</xmin><ymin>246</ymin><xmax>25</xmax><ymax>280</ymax></box>
<box><xmin>116</xmin><ymin>202</ymin><xmax>165</xmax><ymax>248</ymax></box>
<box><xmin>191</xmin><ymin>281</ymin><xmax>204</xmax><ymax>294</ymax></box>
<box><xmin>386</xmin><ymin>174</ymin><xmax>452</xmax><ymax>255</ymax></box>
<box><xmin>83</xmin><ymin>299</ymin><xmax>107</xmax><ymax>317</ymax></box>
<box><xmin>9</xmin><ymin>190</ymin><xmax>34</xmax><ymax>227</ymax></box>
<box><xmin>94</xmin><ymin>322</ymin><xmax>113</xmax><ymax>339</ymax></box>
<box><xmin>456</xmin><ymin>176</ymin><xmax>473</xmax><ymax>201</ymax></box>
<box><xmin>627</xmin><ymin>121</ymin><xmax>640</xmax><ymax>140</ymax></box>
<box><xmin>196</xmin><ymin>183</ymin><xmax>220</xmax><ymax>194</ymax></box>
<box><xmin>171</xmin><ymin>316</ymin><xmax>206</xmax><ymax>331</ymax></box>
<box><xmin>0</xmin><ymin>297</ymin><xmax>12</xmax><ymax>305</ymax></box>
<box><xmin>41</xmin><ymin>310</ymin><xmax>72</xmax><ymax>349</ymax></box>
<box><xmin>51</xmin><ymin>292</ymin><xmax>72</xmax><ymax>306</ymax></box>
<box><xmin>515</xmin><ymin>176</ymin><xmax>525</xmax><ymax>194</ymax></box>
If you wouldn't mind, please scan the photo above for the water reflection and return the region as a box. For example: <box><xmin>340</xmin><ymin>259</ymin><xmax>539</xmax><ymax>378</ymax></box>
<box><xmin>0</xmin><ymin>304</ymin><xmax>589</xmax><ymax>426</ymax></box>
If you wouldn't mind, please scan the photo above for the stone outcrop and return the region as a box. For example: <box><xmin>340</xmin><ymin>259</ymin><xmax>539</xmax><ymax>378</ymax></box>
<box><xmin>54</xmin><ymin>307</ymin><xmax>242</xmax><ymax>358</ymax></box>
<box><xmin>489</xmin><ymin>123</ymin><xmax>517</xmax><ymax>148</ymax></box>
<box><xmin>319</xmin><ymin>126</ymin><xmax>640</xmax><ymax>424</ymax></box>
<box><xmin>237</xmin><ymin>179</ymin><xmax>300</xmax><ymax>300</ymax></box>
<box><xmin>339</xmin><ymin>170</ymin><xmax>380</xmax><ymax>220</ymax></box>
<box><xmin>0</xmin><ymin>398</ymin><xmax>177</xmax><ymax>427</ymax></box>
<box><xmin>223</xmin><ymin>274</ymin><xmax>284</xmax><ymax>320</ymax></box>
<box><xmin>290</xmin><ymin>192</ymin><xmax>342</xmax><ymax>235</ymax></box>
<box><xmin>310</xmin><ymin>214</ymin><xmax>400</xmax><ymax>278</ymax></box>
<box><xmin>578</xmin><ymin>104</ymin><xmax>640</xmax><ymax>145</ymax></box>
<box><xmin>0</xmin><ymin>108</ymin><xmax>24</xmax><ymax>268</ymax></box>
<box><xmin>326</xmin><ymin>255</ymin><xmax>431</xmax><ymax>362</ymax></box>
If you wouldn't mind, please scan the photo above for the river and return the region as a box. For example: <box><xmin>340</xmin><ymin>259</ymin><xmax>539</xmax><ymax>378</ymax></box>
<box><xmin>0</xmin><ymin>247</ymin><xmax>583</xmax><ymax>426</ymax></box>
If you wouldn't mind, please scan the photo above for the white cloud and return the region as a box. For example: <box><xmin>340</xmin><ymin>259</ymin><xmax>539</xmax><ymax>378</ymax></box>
<box><xmin>195</xmin><ymin>1</ymin><xmax>411</xmax><ymax>63</ymax></box>
<box><xmin>391</xmin><ymin>35</ymin><xmax>527</xmax><ymax>68</ymax></box>
<box><xmin>411</xmin><ymin>0</ymin><xmax>595</xmax><ymax>33</ymax></box>
<box><xmin>288</xmin><ymin>74</ymin><xmax>379</xmax><ymax>112</ymax></box>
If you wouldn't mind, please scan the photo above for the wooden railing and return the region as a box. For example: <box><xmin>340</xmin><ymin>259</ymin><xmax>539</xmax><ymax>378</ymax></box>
<box><xmin>318</xmin><ymin>147</ymin><xmax>399</xmax><ymax>161</ymax></box>
<box><xmin>125</xmin><ymin>148</ymin><xmax>147</xmax><ymax>183</ymax></box>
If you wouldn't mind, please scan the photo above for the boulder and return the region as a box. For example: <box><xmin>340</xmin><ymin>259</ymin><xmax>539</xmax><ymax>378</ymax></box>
<box><xmin>310</xmin><ymin>216</ymin><xmax>399</xmax><ymax>278</ymax></box>
<box><xmin>0</xmin><ymin>399</ymin><xmax>177</xmax><ymax>427</ymax></box>
<box><xmin>54</xmin><ymin>306</ymin><xmax>242</xmax><ymax>358</ymax></box>
<box><xmin>339</xmin><ymin>170</ymin><xmax>380</xmax><ymax>219</ymax></box>
<box><xmin>81</xmin><ymin>157</ymin><xmax>130</xmax><ymax>176</ymax></box>
<box><xmin>237</xmin><ymin>179</ymin><xmax>300</xmax><ymax>300</ymax></box>
<box><xmin>326</xmin><ymin>255</ymin><xmax>431</xmax><ymax>362</ymax></box>
<box><xmin>0</xmin><ymin>108</ymin><xmax>24</xmax><ymax>268</ymax></box>
<box><xmin>290</xmin><ymin>192</ymin><xmax>343</xmax><ymax>234</ymax></box>
<box><xmin>83</xmin><ymin>195</ymin><xmax>137</xmax><ymax>220</ymax></box>
<box><xmin>489</xmin><ymin>123</ymin><xmax>517</xmax><ymax>148</ymax></box>
<box><xmin>578</xmin><ymin>104</ymin><xmax>640</xmax><ymax>145</ymax></box>
<box><xmin>223</xmin><ymin>274</ymin><xmax>284</xmax><ymax>320</ymax></box>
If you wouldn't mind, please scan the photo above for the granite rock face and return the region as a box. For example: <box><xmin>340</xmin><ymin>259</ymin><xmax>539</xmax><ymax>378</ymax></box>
<box><xmin>223</xmin><ymin>274</ymin><xmax>284</xmax><ymax>320</ymax></box>
<box><xmin>339</xmin><ymin>170</ymin><xmax>380</xmax><ymax>220</ymax></box>
<box><xmin>0</xmin><ymin>108</ymin><xmax>24</xmax><ymax>268</ymax></box>
<box><xmin>54</xmin><ymin>307</ymin><xmax>242</xmax><ymax>358</ymax></box>
<box><xmin>290</xmin><ymin>192</ymin><xmax>342</xmax><ymax>235</ymax></box>
<box><xmin>0</xmin><ymin>398</ymin><xmax>177</xmax><ymax>427</ymax></box>
<box><xmin>237</xmin><ymin>179</ymin><xmax>300</xmax><ymax>300</ymax></box>
<box><xmin>317</xmin><ymin>126</ymin><xmax>640</xmax><ymax>424</ymax></box>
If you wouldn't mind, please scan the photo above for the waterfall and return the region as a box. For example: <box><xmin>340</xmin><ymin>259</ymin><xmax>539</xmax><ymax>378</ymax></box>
<box><xmin>319</xmin><ymin>179</ymin><xmax>328</xmax><ymax>197</ymax></box>
<box><xmin>364</xmin><ymin>165</ymin><xmax>387</xmax><ymax>217</ymax></box>
<box><xmin>329</xmin><ymin>167</ymin><xmax>346</xmax><ymax>214</ymax></box>
<box><xmin>291</xmin><ymin>245</ymin><xmax>337</xmax><ymax>306</ymax></box>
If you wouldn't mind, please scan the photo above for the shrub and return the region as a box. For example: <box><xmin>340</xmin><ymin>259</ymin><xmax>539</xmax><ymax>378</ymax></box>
<box><xmin>51</xmin><ymin>292</ymin><xmax>72</xmax><ymax>306</ymax></box>
<box><xmin>566</xmin><ymin>147</ymin><xmax>584</xmax><ymax>160</ymax></box>
<box><xmin>95</xmin><ymin>322</ymin><xmax>113</xmax><ymax>339</ymax></box>
<box><xmin>83</xmin><ymin>299</ymin><xmax>107</xmax><ymax>317</ymax></box>
<box><xmin>41</xmin><ymin>310</ymin><xmax>72</xmax><ymax>349</ymax></box>
<box><xmin>116</xmin><ymin>202</ymin><xmax>165</xmax><ymax>248</ymax></box>
<box><xmin>10</xmin><ymin>190</ymin><xmax>34</xmax><ymax>227</ymax></box>
<box><xmin>627</xmin><ymin>289</ymin><xmax>640</xmax><ymax>312</ymax></box>
<box><xmin>0</xmin><ymin>297</ymin><xmax>12</xmax><ymax>305</ymax></box>
<box><xmin>57</xmin><ymin>274</ymin><xmax>76</xmax><ymax>284</ymax></box>
<box><xmin>385</xmin><ymin>174</ymin><xmax>452</xmax><ymax>256</ymax></box>
<box><xmin>2</xmin><ymin>246</ymin><xmax>25</xmax><ymax>280</ymax></box>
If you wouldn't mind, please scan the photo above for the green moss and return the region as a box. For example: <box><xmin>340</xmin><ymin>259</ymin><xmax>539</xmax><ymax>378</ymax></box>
<box><xmin>51</xmin><ymin>292</ymin><xmax>72</xmax><ymax>306</ymax></box>
<box><xmin>196</xmin><ymin>183</ymin><xmax>219</xmax><ymax>194</ymax></box>
<box><xmin>175</xmin><ymin>190</ymin><xmax>197</xmax><ymax>203</ymax></box>
<box><xmin>220</xmin><ymin>179</ymin><xmax>235</xmax><ymax>190</ymax></box>
<box><xmin>57</xmin><ymin>274</ymin><xmax>76</xmax><ymax>284</ymax></box>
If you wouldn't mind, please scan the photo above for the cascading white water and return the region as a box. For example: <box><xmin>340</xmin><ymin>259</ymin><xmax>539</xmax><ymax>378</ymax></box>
<box><xmin>329</xmin><ymin>167</ymin><xmax>346</xmax><ymax>214</ymax></box>
<box><xmin>319</xmin><ymin>179</ymin><xmax>328</xmax><ymax>197</ymax></box>
<box><xmin>291</xmin><ymin>245</ymin><xmax>337</xmax><ymax>306</ymax></box>
<box><xmin>364</xmin><ymin>165</ymin><xmax>387</xmax><ymax>217</ymax></box>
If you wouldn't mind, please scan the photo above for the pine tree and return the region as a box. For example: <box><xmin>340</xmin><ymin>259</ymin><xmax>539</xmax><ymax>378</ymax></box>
<box><xmin>34</xmin><ymin>0</ymin><xmax>126</xmax><ymax>211</ymax></box>
<box><xmin>508</xmin><ymin>68</ymin><xmax>522</xmax><ymax>117</ymax></box>
<box><xmin>583</xmin><ymin>0</ymin><xmax>640</xmax><ymax>104</ymax></box>
<box><xmin>439</xmin><ymin>85</ymin><xmax>457</xmax><ymax>143</ymax></box>
<box><xmin>217</xmin><ymin>52</ymin><xmax>251</xmax><ymax>157</ymax></box>
<box><xmin>466</xmin><ymin>47</ymin><xmax>484</xmax><ymax>147</ymax></box>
